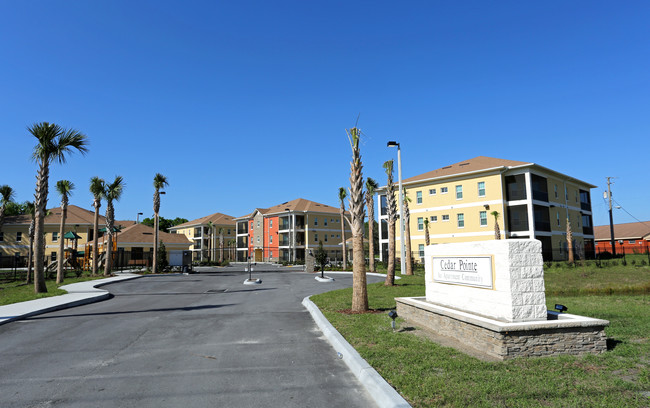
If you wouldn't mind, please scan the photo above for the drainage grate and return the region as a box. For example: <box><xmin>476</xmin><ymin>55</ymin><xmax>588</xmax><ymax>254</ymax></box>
<box><xmin>205</xmin><ymin>289</ymin><xmax>227</xmax><ymax>293</ymax></box>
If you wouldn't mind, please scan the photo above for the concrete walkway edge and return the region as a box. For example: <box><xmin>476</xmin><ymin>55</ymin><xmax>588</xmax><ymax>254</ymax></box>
<box><xmin>0</xmin><ymin>274</ymin><xmax>141</xmax><ymax>326</ymax></box>
<box><xmin>302</xmin><ymin>296</ymin><xmax>411</xmax><ymax>408</ymax></box>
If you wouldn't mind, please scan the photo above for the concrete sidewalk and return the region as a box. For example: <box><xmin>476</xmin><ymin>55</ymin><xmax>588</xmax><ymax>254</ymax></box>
<box><xmin>0</xmin><ymin>274</ymin><xmax>141</xmax><ymax>326</ymax></box>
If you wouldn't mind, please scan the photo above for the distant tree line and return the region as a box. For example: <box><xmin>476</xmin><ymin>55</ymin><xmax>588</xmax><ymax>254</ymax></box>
<box><xmin>140</xmin><ymin>216</ymin><xmax>188</xmax><ymax>232</ymax></box>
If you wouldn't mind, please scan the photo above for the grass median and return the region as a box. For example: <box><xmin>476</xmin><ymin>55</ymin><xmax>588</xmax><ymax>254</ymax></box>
<box><xmin>0</xmin><ymin>274</ymin><xmax>105</xmax><ymax>306</ymax></box>
<box><xmin>311</xmin><ymin>266</ymin><xmax>650</xmax><ymax>407</ymax></box>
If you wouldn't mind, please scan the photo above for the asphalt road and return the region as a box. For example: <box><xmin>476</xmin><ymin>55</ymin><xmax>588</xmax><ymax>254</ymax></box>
<box><xmin>0</xmin><ymin>266</ymin><xmax>384</xmax><ymax>408</ymax></box>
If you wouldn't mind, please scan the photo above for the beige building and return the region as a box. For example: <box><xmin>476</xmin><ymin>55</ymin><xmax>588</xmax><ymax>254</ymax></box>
<box><xmin>377</xmin><ymin>156</ymin><xmax>595</xmax><ymax>262</ymax></box>
<box><xmin>168</xmin><ymin>213</ymin><xmax>237</xmax><ymax>262</ymax></box>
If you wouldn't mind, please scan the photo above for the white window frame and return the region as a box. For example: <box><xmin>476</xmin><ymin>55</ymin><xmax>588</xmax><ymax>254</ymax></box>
<box><xmin>478</xmin><ymin>181</ymin><xmax>485</xmax><ymax>197</ymax></box>
<box><xmin>480</xmin><ymin>211</ymin><xmax>487</xmax><ymax>227</ymax></box>
<box><xmin>314</xmin><ymin>217</ymin><xmax>318</xmax><ymax>226</ymax></box>
<box><xmin>324</xmin><ymin>218</ymin><xmax>328</xmax><ymax>226</ymax></box>
<box><xmin>442</xmin><ymin>214</ymin><xmax>450</xmax><ymax>222</ymax></box>
<box><xmin>16</xmin><ymin>232</ymin><xmax>22</xmax><ymax>242</ymax></box>
<box><xmin>417</xmin><ymin>217</ymin><xmax>424</xmax><ymax>231</ymax></box>
<box><xmin>418</xmin><ymin>244</ymin><xmax>425</xmax><ymax>258</ymax></box>
<box><xmin>314</xmin><ymin>233</ymin><xmax>318</xmax><ymax>242</ymax></box>
<box><xmin>431</xmin><ymin>216</ymin><xmax>438</xmax><ymax>222</ymax></box>
<box><xmin>457</xmin><ymin>213</ymin><xmax>464</xmax><ymax>228</ymax></box>
<box><xmin>416</xmin><ymin>191</ymin><xmax>423</xmax><ymax>204</ymax></box>
<box><xmin>441</xmin><ymin>187</ymin><xmax>448</xmax><ymax>194</ymax></box>
<box><xmin>52</xmin><ymin>232</ymin><xmax>58</xmax><ymax>242</ymax></box>
<box><xmin>456</xmin><ymin>185</ymin><xmax>463</xmax><ymax>200</ymax></box>
<box><xmin>429</xmin><ymin>188</ymin><xmax>436</xmax><ymax>195</ymax></box>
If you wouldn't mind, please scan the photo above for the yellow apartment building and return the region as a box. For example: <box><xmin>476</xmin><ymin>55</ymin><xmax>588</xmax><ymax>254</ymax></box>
<box><xmin>0</xmin><ymin>205</ymin><xmax>107</xmax><ymax>267</ymax></box>
<box><xmin>377</xmin><ymin>156</ymin><xmax>595</xmax><ymax>262</ymax></box>
<box><xmin>168</xmin><ymin>213</ymin><xmax>237</xmax><ymax>262</ymax></box>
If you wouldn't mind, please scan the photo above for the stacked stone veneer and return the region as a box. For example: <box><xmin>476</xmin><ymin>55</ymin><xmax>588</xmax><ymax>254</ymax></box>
<box><xmin>396</xmin><ymin>297</ymin><xmax>609</xmax><ymax>360</ymax></box>
<box><xmin>425</xmin><ymin>239</ymin><xmax>546</xmax><ymax>322</ymax></box>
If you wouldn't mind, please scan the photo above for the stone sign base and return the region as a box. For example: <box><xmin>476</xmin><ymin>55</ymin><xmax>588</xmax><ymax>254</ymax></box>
<box><xmin>396</xmin><ymin>297</ymin><xmax>609</xmax><ymax>361</ymax></box>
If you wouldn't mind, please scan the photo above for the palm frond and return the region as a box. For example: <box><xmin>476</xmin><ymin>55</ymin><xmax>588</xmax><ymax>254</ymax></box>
<box><xmin>55</xmin><ymin>180</ymin><xmax>75</xmax><ymax>196</ymax></box>
<box><xmin>153</xmin><ymin>173</ymin><xmax>169</xmax><ymax>190</ymax></box>
<box><xmin>0</xmin><ymin>185</ymin><xmax>15</xmax><ymax>204</ymax></box>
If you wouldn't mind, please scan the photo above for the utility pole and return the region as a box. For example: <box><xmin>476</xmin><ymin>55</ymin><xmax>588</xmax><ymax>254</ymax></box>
<box><xmin>606</xmin><ymin>177</ymin><xmax>616</xmax><ymax>257</ymax></box>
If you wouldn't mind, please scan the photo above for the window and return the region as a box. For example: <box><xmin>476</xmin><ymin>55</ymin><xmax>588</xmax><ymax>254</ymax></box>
<box><xmin>456</xmin><ymin>185</ymin><xmax>463</xmax><ymax>199</ymax></box>
<box><xmin>314</xmin><ymin>217</ymin><xmax>318</xmax><ymax>226</ymax></box>
<box><xmin>442</xmin><ymin>214</ymin><xmax>450</xmax><ymax>222</ymax></box>
<box><xmin>250</xmin><ymin>223</ymin><xmax>253</xmax><ymax>230</ymax></box>
<box><xmin>419</xmin><ymin>244</ymin><xmax>425</xmax><ymax>258</ymax></box>
<box><xmin>556</xmin><ymin>212</ymin><xmax>560</xmax><ymax>227</ymax></box>
<box><xmin>416</xmin><ymin>191</ymin><xmax>422</xmax><ymax>204</ymax></box>
<box><xmin>16</xmin><ymin>232</ymin><xmax>22</xmax><ymax>242</ymax></box>
<box><xmin>257</xmin><ymin>237</ymin><xmax>260</xmax><ymax>243</ymax></box>
<box><xmin>417</xmin><ymin>217</ymin><xmax>424</xmax><ymax>231</ymax></box>
<box><xmin>554</xmin><ymin>184</ymin><xmax>558</xmax><ymax>199</ymax></box>
<box><xmin>324</xmin><ymin>218</ymin><xmax>328</xmax><ymax>226</ymax></box>
<box><xmin>51</xmin><ymin>251</ymin><xmax>57</xmax><ymax>261</ymax></box>
<box><xmin>257</xmin><ymin>220</ymin><xmax>260</xmax><ymax>227</ymax></box>
<box><xmin>480</xmin><ymin>211</ymin><xmax>487</xmax><ymax>226</ymax></box>
<box><xmin>575</xmin><ymin>192</ymin><xmax>578</xmax><ymax>203</ymax></box>
<box><xmin>324</xmin><ymin>234</ymin><xmax>328</xmax><ymax>242</ymax></box>
<box><xmin>269</xmin><ymin>220</ymin><xmax>272</xmax><ymax>228</ymax></box>
<box><xmin>270</xmin><ymin>235</ymin><xmax>273</xmax><ymax>244</ymax></box>
<box><xmin>431</xmin><ymin>216</ymin><xmax>438</xmax><ymax>222</ymax></box>
<box><xmin>314</xmin><ymin>233</ymin><xmax>318</xmax><ymax>242</ymax></box>
<box><xmin>565</xmin><ymin>186</ymin><xmax>568</xmax><ymax>200</ymax></box>
<box><xmin>457</xmin><ymin>213</ymin><xmax>464</xmax><ymax>228</ymax></box>
<box><xmin>228</xmin><ymin>229</ymin><xmax>231</xmax><ymax>234</ymax></box>
<box><xmin>478</xmin><ymin>181</ymin><xmax>485</xmax><ymax>197</ymax></box>
<box><xmin>629</xmin><ymin>240</ymin><xmax>636</xmax><ymax>244</ymax></box>
<box><xmin>441</xmin><ymin>187</ymin><xmax>448</xmax><ymax>194</ymax></box>
<box><xmin>52</xmin><ymin>232</ymin><xmax>58</xmax><ymax>242</ymax></box>
<box><xmin>429</xmin><ymin>188</ymin><xmax>436</xmax><ymax>195</ymax></box>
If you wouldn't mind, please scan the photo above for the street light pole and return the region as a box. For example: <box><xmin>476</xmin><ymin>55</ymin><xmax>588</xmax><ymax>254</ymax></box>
<box><xmin>387</xmin><ymin>141</ymin><xmax>406</xmax><ymax>275</ymax></box>
<box><xmin>137</xmin><ymin>212</ymin><xmax>143</xmax><ymax>224</ymax></box>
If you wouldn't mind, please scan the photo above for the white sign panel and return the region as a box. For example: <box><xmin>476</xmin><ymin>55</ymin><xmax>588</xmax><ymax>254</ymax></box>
<box><xmin>431</xmin><ymin>256</ymin><xmax>493</xmax><ymax>289</ymax></box>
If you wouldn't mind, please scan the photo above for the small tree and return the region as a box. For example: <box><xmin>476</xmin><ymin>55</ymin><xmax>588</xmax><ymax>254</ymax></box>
<box><xmin>315</xmin><ymin>241</ymin><xmax>328</xmax><ymax>279</ymax></box>
<box><xmin>424</xmin><ymin>217</ymin><xmax>430</xmax><ymax>246</ymax></box>
<box><xmin>491</xmin><ymin>211</ymin><xmax>501</xmax><ymax>240</ymax></box>
<box><xmin>383</xmin><ymin>160</ymin><xmax>398</xmax><ymax>286</ymax></box>
<box><xmin>402</xmin><ymin>188</ymin><xmax>413</xmax><ymax>276</ymax></box>
<box><xmin>566</xmin><ymin>217</ymin><xmax>574</xmax><ymax>263</ymax></box>
<box><xmin>157</xmin><ymin>241</ymin><xmax>169</xmax><ymax>271</ymax></box>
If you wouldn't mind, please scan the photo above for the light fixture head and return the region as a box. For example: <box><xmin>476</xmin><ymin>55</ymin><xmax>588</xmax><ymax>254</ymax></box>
<box><xmin>387</xmin><ymin>141</ymin><xmax>399</xmax><ymax>147</ymax></box>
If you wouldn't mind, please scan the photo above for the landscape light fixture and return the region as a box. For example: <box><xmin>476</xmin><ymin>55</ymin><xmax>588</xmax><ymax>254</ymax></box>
<box><xmin>388</xmin><ymin>310</ymin><xmax>398</xmax><ymax>330</ymax></box>
<box><xmin>554</xmin><ymin>304</ymin><xmax>568</xmax><ymax>313</ymax></box>
<box><xmin>387</xmin><ymin>140</ymin><xmax>406</xmax><ymax>275</ymax></box>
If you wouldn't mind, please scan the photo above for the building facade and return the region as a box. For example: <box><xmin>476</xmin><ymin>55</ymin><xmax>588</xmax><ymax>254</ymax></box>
<box><xmin>235</xmin><ymin>198</ymin><xmax>351</xmax><ymax>263</ymax></box>
<box><xmin>168</xmin><ymin>213</ymin><xmax>236</xmax><ymax>262</ymax></box>
<box><xmin>594</xmin><ymin>221</ymin><xmax>650</xmax><ymax>254</ymax></box>
<box><xmin>377</xmin><ymin>156</ymin><xmax>596</xmax><ymax>262</ymax></box>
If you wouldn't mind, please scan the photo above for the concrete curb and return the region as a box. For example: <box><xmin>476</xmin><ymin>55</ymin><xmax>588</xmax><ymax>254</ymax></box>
<box><xmin>0</xmin><ymin>274</ymin><xmax>141</xmax><ymax>326</ymax></box>
<box><xmin>302</xmin><ymin>296</ymin><xmax>411</xmax><ymax>408</ymax></box>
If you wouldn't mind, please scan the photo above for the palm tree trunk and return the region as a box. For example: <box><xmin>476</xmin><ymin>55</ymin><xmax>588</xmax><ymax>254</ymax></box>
<box><xmin>104</xmin><ymin>202</ymin><xmax>114</xmax><ymax>276</ymax></box>
<box><xmin>92</xmin><ymin>203</ymin><xmax>99</xmax><ymax>276</ymax></box>
<box><xmin>425</xmin><ymin>223</ymin><xmax>430</xmax><ymax>246</ymax></box>
<box><xmin>153</xmin><ymin>212</ymin><xmax>159</xmax><ymax>273</ymax></box>
<box><xmin>404</xmin><ymin>215</ymin><xmax>413</xmax><ymax>276</ymax></box>
<box><xmin>340</xmin><ymin>209</ymin><xmax>347</xmax><ymax>269</ymax></box>
<box><xmin>33</xmin><ymin>161</ymin><xmax>49</xmax><ymax>293</ymax></box>
<box><xmin>567</xmin><ymin>218</ymin><xmax>574</xmax><ymax>263</ymax></box>
<box><xmin>220</xmin><ymin>231</ymin><xmax>224</xmax><ymax>263</ymax></box>
<box><xmin>56</xmin><ymin>204</ymin><xmax>67</xmax><ymax>284</ymax></box>
<box><xmin>385</xmin><ymin>220</ymin><xmax>396</xmax><ymax>286</ymax></box>
<box><xmin>26</xmin><ymin>219</ymin><xmax>34</xmax><ymax>284</ymax></box>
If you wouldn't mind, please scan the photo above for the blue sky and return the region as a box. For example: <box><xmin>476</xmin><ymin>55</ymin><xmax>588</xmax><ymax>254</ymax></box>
<box><xmin>1</xmin><ymin>1</ymin><xmax>648</xmax><ymax>227</ymax></box>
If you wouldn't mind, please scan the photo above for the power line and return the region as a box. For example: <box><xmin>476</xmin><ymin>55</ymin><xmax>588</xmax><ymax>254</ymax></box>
<box><xmin>612</xmin><ymin>198</ymin><xmax>650</xmax><ymax>230</ymax></box>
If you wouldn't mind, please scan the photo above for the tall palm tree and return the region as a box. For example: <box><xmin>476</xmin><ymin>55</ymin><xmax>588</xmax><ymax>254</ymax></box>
<box><xmin>219</xmin><ymin>227</ymin><xmax>225</xmax><ymax>263</ymax></box>
<box><xmin>566</xmin><ymin>217</ymin><xmax>574</xmax><ymax>263</ymax></box>
<box><xmin>152</xmin><ymin>173</ymin><xmax>168</xmax><ymax>274</ymax></box>
<box><xmin>28</xmin><ymin>122</ymin><xmax>88</xmax><ymax>293</ymax></box>
<box><xmin>424</xmin><ymin>217</ymin><xmax>430</xmax><ymax>246</ymax></box>
<box><xmin>89</xmin><ymin>177</ymin><xmax>104</xmax><ymax>276</ymax></box>
<box><xmin>365</xmin><ymin>178</ymin><xmax>379</xmax><ymax>273</ymax></box>
<box><xmin>0</xmin><ymin>185</ymin><xmax>15</xmax><ymax>234</ymax></box>
<box><xmin>206</xmin><ymin>221</ymin><xmax>214</xmax><ymax>262</ymax></box>
<box><xmin>402</xmin><ymin>188</ymin><xmax>413</xmax><ymax>276</ymax></box>
<box><xmin>347</xmin><ymin>127</ymin><xmax>367</xmax><ymax>312</ymax></box>
<box><xmin>103</xmin><ymin>176</ymin><xmax>124</xmax><ymax>276</ymax></box>
<box><xmin>491</xmin><ymin>211</ymin><xmax>501</xmax><ymax>240</ymax></box>
<box><xmin>338</xmin><ymin>187</ymin><xmax>348</xmax><ymax>269</ymax></box>
<box><xmin>25</xmin><ymin>201</ymin><xmax>35</xmax><ymax>284</ymax></box>
<box><xmin>383</xmin><ymin>160</ymin><xmax>398</xmax><ymax>286</ymax></box>
<box><xmin>55</xmin><ymin>180</ymin><xmax>74</xmax><ymax>284</ymax></box>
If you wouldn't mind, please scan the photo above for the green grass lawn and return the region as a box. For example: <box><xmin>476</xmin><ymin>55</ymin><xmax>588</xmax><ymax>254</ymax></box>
<box><xmin>0</xmin><ymin>274</ymin><xmax>105</xmax><ymax>306</ymax></box>
<box><xmin>312</xmin><ymin>267</ymin><xmax>650</xmax><ymax>407</ymax></box>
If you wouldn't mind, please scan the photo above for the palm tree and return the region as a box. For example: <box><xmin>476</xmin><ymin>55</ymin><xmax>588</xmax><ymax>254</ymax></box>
<box><xmin>383</xmin><ymin>160</ymin><xmax>398</xmax><ymax>286</ymax></box>
<box><xmin>402</xmin><ymin>188</ymin><xmax>413</xmax><ymax>276</ymax></box>
<box><xmin>103</xmin><ymin>176</ymin><xmax>124</xmax><ymax>276</ymax></box>
<box><xmin>424</xmin><ymin>217</ymin><xmax>430</xmax><ymax>246</ymax></box>
<box><xmin>206</xmin><ymin>221</ymin><xmax>214</xmax><ymax>262</ymax></box>
<box><xmin>25</xmin><ymin>201</ymin><xmax>35</xmax><ymax>284</ymax></box>
<box><xmin>347</xmin><ymin>127</ymin><xmax>367</xmax><ymax>312</ymax></box>
<box><xmin>89</xmin><ymin>177</ymin><xmax>104</xmax><ymax>276</ymax></box>
<box><xmin>55</xmin><ymin>180</ymin><xmax>74</xmax><ymax>284</ymax></box>
<box><xmin>0</xmin><ymin>185</ymin><xmax>15</xmax><ymax>234</ymax></box>
<box><xmin>338</xmin><ymin>187</ymin><xmax>348</xmax><ymax>269</ymax></box>
<box><xmin>28</xmin><ymin>122</ymin><xmax>88</xmax><ymax>293</ymax></box>
<box><xmin>491</xmin><ymin>211</ymin><xmax>501</xmax><ymax>240</ymax></box>
<box><xmin>219</xmin><ymin>227</ymin><xmax>225</xmax><ymax>263</ymax></box>
<box><xmin>365</xmin><ymin>178</ymin><xmax>379</xmax><ymax>273</ymax></box>
<box><xmin>152</xmin><ymin>173</ymin><xmax>168</xmax><ymax>274</ymax></box>
<box><xmin>566</xmin><ymin>217</ymin><xmax>574</xmax><ymax>263</ymax></box>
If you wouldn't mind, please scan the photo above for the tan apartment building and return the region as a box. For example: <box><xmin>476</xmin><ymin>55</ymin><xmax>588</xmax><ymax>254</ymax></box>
<box><xmin>0</xmin><ymin>205</ymin><xmax>107</xmax><ymax>267</ymax></box>
<box><xmin>168</xmin><ymin>212</ymin><xmax>236</xmax><ymax>262</ymax></box>
<box><xmin>235</xmin><ymin>198</ymin><xmax>351</xmax><ymax>263</ymax></box>
<box><xmin>377</xmin><ymin>156</ymin><xmax>595</xmax><ymax>262</ymax></box>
